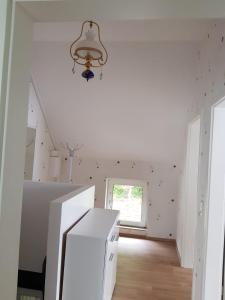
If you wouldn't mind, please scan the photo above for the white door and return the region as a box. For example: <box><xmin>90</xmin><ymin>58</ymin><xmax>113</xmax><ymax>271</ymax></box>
<box><xmin>105</xmin><ymin>178</ymin><xmax>147</xmax><ymax>228</ymax></box>
<box><xmin>178</xmin><ymin>117</ymin><xmax>200</xmax><ymax>268</ymax></box>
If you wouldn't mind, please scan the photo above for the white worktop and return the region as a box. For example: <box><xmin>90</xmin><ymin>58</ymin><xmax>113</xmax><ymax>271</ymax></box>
<box><xmin>68</xmin><ymin>208</ymin><xmax>119</xmax><ymax>239</ymax></box>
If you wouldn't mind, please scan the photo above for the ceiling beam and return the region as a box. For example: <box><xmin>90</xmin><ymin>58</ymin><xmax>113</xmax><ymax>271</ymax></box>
<box><xmin>18</xmin><ymin>0</ymin><xmax>225</xmax><ymax>22</ymax></box>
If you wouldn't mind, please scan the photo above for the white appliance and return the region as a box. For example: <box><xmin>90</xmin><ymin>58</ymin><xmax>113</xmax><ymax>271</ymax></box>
<box><xmin>62</xmin><ymin>208</ymin><xmax>120</xmax><ymax>300</ymax></box>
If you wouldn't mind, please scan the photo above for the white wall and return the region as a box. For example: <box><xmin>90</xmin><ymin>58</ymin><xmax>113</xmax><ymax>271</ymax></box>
<box><xmin>27</xmin><ymin>82</ymin><xmax>54</xmax><ymax>182</ymax></box>
<box><xmin>192</xmin><ymin>20</ymin><xmax>225</xmax><ymax>300</ymax></box>
<box><xmin>33</xmin><ymin>41</ymin><xmax>200</xmax><ymax>240</ymax></box>
<box><xmin>61</xmin><ymin>158</ymin><xmax>179</xmax><ymax>239</ymax></box>
<box><xmin>19</xmin><ymin>181</ymin><xmax>83</xmax><ymax>273</ymax></box>
<box><xmin>0</xmin><ymin>4</ymin><xmax>33</xmax><ymax>299</ymax></box>
<box><xmin>177</xmin><ymin>117</ymin><xmax>200</xmax><ymax>268</ymax></box>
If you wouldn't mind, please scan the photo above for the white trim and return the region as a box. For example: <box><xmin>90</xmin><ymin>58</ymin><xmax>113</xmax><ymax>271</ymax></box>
<box><xmin>0</xmin><ymin>4</ymin><xmax>33</xmax><ymax>299</ymax></box>
<box><xmin>203</xmin><ymin>96</ymin><xmax>225</xmax><ymax>300</ymax></box>
<box><xmin>180</xmin><ymin>116</ymin><xmax>200</xmax><ymax>268</ymax></box>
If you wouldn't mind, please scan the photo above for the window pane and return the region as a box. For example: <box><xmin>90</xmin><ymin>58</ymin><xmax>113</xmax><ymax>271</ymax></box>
<box><xmin>112</xmin><ymin>184</ymin><xmax>143</xmax><ymax>223</ymax></box>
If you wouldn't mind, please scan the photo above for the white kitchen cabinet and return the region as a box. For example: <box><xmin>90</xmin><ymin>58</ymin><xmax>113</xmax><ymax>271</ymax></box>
<box><xmin>62</xmin><ymin>208</ymin><xmax>120</xmax><ymax>300</ymax></box>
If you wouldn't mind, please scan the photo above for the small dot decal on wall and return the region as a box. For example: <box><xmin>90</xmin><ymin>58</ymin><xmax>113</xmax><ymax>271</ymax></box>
<box><xmin>158</xmin><ymin>180</ymin><xmax>163</xmax><ymax>187</ymax></box>
<box><xmin>156</xmin><ymin>214</ymin><xmax>161</xmax><ymax>221</ymax></box>
<box><xmin>149</xmin><ymin>165</ymin><xmax>155</xmax><ymax>173</ymax></box>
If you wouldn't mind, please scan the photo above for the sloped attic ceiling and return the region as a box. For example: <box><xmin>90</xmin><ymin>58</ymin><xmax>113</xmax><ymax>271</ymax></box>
<box><xmin>31</xmin><ymin>20</ymin><xmax>211</xmax><ymax>162</ymax></box>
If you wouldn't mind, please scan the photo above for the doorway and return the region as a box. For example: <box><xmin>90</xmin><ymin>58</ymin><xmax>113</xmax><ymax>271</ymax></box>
<box><xmin>105</xmin><ymin>178</ymin><xmax>147</xmax><ymax>228</ymax></box>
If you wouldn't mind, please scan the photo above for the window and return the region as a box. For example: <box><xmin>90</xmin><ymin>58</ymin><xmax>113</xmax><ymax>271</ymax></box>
<box><xmin>105</xmin><ymin>178</ymin><xmax>147</xmax><ymax>228</ymax></box>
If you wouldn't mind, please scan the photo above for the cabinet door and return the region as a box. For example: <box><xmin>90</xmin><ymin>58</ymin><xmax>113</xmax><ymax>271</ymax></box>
<box><xmin>103</xmin><ymin>225</ymin><xmax>119</xmax><ymax>300</ymax></box>
<box><xmin>103</xmin><ymin>241</ymin><xmax>114</xmax><ymax>300</ymax></box>
<box><xmin>111</xmin><ymin>226</ymin><xmax>119</xmax><ymax>292</ymax></box>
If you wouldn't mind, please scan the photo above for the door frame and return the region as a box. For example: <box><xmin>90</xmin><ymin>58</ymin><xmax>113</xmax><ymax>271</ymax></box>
<box><xmin>180</xmin><ymin>116</ymin><xmax>200</xmax><ymax>268</ymax></box>
<box><xmin>105</xmin><ymin>177</ymin><xmax>148</xmax><ymax>228</ymax></box>
<box><xmin>0</xmin><ymin>3</ymin><xmax>33</xmax><ymax>299</ymax></box>
<box><xmin>0</xmin><ymin>0</ymin><xmax>13</xmax><ymax>216</ymax></box>
<box><xmin>202</xmin><ymin>96</ymin><xmax>225</xmax><ymax>300</ymax></box>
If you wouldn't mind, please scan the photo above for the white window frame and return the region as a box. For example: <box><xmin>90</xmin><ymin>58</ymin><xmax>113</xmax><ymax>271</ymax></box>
<box><xmin>105</xmin><ymin>178</ymin><xmax>148</xmax><ymax>228</ymax></box>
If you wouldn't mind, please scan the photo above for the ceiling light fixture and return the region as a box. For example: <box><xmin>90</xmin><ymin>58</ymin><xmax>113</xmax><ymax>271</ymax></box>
<box><xmin>70</xmin><ymin>20</ymin><xmax>108</xmax><ymax>81</ymax></box>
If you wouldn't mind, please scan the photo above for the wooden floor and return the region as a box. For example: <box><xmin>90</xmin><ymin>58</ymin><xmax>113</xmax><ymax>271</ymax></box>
<box><xmin>112</xmin><ymin>237</ymin><xmax>192</xmax><ymax>300</ymax></box>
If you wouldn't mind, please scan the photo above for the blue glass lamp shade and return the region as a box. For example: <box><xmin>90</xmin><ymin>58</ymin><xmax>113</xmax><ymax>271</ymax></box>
<box><xmin>82</xmin><ymin>69</ymin><xmax>94</xmax><ymax>81</ymax></box>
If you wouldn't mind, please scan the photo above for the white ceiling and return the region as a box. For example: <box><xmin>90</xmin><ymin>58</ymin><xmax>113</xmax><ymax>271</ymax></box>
<box><xmin>20</xmin><ymin>0</ymin><xmax>225</xmax><ymax>22</ymax></box>
<box><xmin>33</xmin><ymin>20</ymin><xmax>212</xmax><ymax>43</ymax></box>
<box><xmin>31</xmin><ymin>37</ymin><xmax>199</xmax><ymax>162</ymax></box>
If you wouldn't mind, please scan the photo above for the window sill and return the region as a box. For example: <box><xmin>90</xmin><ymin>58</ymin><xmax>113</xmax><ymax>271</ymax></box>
<box><xmin>119</xmin><ymin>225</ymin><xmax>147</xmax><ymax>238</ymax></box>
<box><xmin>119</xmin><ymin>225</ymin><xmax>147</xmax><ymax>231</ymax></box>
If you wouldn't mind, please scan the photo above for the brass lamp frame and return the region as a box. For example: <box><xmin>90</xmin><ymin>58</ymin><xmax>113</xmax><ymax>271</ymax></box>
<box><xmin>70</xmin><ymin>20</ymin><xmax>108</xmax><ymax>71</ymax></box>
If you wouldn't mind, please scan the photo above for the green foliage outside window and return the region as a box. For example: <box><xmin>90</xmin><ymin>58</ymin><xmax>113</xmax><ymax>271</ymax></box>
<box><xmin>131</xmin><ymin>186</ymin><xmax>143</xmax><ymax>198</ymax></box>
<box><xmin>112</xmin><ymin>184</ymin><xmax>143</xmax><ymax>199</ymax></box>
<box><xmin>113</xmin><ymin>185</ymin><xmax>127</xmax><ymax>198</ymax></box>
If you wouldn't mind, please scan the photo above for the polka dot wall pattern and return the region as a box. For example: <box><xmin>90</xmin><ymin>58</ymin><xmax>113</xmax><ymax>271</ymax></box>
<box><xmin>192</xmin><ymin>21</ymin><xmax>225</xmax><ymax>300</ymax></box>
<box><xmin>61</xmin><ymin>157</ymin><xmax>180</xmax><ymax>239</ymax></box>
